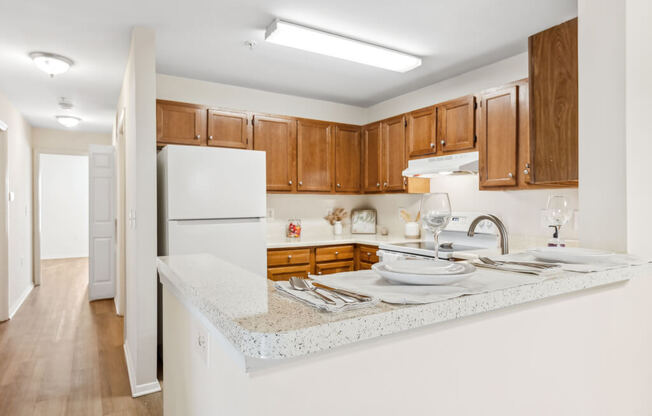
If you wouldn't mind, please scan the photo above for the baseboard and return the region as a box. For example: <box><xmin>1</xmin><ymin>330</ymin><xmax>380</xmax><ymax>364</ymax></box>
<box><xmin>9</xmin><ymin>284</ymin><xmax>33</xmax><ymax>319</ymax></box>
<box><xmin>123</xmin><ymin>342</ymin><xmax>162</xmax><ymax>397</ymax></box>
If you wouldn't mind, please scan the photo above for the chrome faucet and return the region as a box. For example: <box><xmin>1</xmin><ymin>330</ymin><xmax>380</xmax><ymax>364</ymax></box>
<box><xmin>467</xmin><ymin>214</ymin><xmax>509</xmax><ymax>255</ymax></box>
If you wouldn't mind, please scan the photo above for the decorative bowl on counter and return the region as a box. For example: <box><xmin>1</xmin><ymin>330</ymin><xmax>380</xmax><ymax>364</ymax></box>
<box><xmin>286</xmin><ymin>219</ymin><xmax>302</xmax><ymax>238</ymax></box>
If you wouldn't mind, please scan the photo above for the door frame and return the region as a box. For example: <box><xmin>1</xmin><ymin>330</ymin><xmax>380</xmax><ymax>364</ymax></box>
<box><xmin>32</xmin><ymin>147</ymin><xmax>89</xmax><ymax>286</ymax></box>
<box><xmin>0</xmin><ymin>122</ymin><xmax>8</xmax><ymax>321</ymax></box>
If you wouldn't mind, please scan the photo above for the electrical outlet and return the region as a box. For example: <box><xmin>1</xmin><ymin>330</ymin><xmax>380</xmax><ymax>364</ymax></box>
<box><xmin>266</xmin><ymin>208</ymin><xmax>275</xmax><ymax>219</ymax></box>
<box><xmin>192</xmin><ymin>321</ymin><xmax>209</xmax><ymax>367</ymax></box>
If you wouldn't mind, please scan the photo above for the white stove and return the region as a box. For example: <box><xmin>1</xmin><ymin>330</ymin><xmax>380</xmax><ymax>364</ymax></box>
<box><xmin>378</xmin><ymin>212</ymin><xmax>500</xmax><ymax>262</ymax></box>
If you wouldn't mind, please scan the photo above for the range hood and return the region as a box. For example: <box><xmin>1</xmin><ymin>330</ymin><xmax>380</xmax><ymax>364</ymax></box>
<box><xmin>402</xmin><ymin>151</ymin><xmax>479</xmax><ymax>177</ymax></box>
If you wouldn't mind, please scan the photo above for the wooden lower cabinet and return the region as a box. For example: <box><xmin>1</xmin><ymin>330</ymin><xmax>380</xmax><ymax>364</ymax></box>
<box><xmin>315</xmin><ymin>261</ymin><xmax>354</xmax><ymax>276</ymax></box>
<box><xmin>267</xmin><ymin>264</ymin><xmax>311</xmax><ymax>281</ymax></box>
<box><xmin>266</xmin><ymin>244</ymin><xmax>377</xmax><ymax>280</ymax></box>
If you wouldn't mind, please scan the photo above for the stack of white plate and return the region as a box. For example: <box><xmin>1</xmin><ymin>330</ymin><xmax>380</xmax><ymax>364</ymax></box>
<box><xmin>372</xmin><ymin>260</ymin><xmax>476</xmax><ymax>285</ymax></box>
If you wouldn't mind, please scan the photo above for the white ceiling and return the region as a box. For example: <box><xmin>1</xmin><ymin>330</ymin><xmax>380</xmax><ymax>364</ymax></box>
<box><xmin>0</xmin><ymin>0</ymin><xmax>577</xmax><ymax>133</ymax></box>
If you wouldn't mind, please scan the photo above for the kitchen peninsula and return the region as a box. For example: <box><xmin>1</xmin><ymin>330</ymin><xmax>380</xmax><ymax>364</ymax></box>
<box><xmin>158</xmin><ymin>253</ymin><xmax>652</xmax><ymax>416</ymax></box>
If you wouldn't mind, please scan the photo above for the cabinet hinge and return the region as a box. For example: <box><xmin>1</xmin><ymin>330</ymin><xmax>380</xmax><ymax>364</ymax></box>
<box><xmin>474</xmin><ymin>101</ymin><xmax>478</xmax><ymax>110</ymax></box>
<box><xmin>474</xmin><ymin>134</ymin><xmax>477</xmax><ymax>145</ymax></box>
<box><xmin>404</xmin><ymin>119</ymin><xmax>407</xmax><ymax>127</ymax></box>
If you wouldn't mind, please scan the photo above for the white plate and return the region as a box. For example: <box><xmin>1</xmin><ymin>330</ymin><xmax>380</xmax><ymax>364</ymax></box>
<box><xmin>372</xmin><ymin>263</ymin><xmax>476</xmax><ymax>285</ymax></box>
<box><xmin>384</xmin><ymin>259</ymin><xmax>465</xmax><ymax>275</ymax></box>
<box><xmin>529</xmin><ymin>247</ymin><xmax>614</xmax><ymax>264</ymax></box>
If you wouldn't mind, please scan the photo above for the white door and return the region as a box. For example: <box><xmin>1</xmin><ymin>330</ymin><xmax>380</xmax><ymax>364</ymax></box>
<box><xmin>88</xmin><ymin>145</ymin><xmax>115</xmax><ymax>301</ymax></box>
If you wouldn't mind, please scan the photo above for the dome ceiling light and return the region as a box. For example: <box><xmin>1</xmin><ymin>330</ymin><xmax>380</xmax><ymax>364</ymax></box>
<box><xmin>55</xmin><ymin>115</ymin><xmax>82</xmax><ymax>128</ymax></box>
<box><xmin>29</xmin><ymin>52</ymin><xmax>74</xmax><ymax>77</ymax></box>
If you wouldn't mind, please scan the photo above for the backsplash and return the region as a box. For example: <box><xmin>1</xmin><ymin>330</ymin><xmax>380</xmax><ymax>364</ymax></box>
<box><xmin>266</xmin><ymin>177</ymin><xmax>579</xmax><ymax>242</ymax></box>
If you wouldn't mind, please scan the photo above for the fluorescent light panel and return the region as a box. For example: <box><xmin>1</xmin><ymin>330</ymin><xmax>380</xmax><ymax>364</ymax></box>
<box><xmin>265</xmin><ymin>20</ymin><xmax>421</xmax><ymax>73</ymax></box>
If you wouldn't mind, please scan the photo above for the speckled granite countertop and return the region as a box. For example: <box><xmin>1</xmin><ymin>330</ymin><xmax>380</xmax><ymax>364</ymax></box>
<box><xmin>157</xmin><ymin>253</ymin><xmax>647</xmax><ymax>361</ymax></box>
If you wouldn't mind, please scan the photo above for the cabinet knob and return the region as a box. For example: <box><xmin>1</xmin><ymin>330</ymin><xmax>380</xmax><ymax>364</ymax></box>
<box><xmin>430</xmin><ymin>143</ymin><xmax>435</xmax><ymax>148</ymax></box>
<box><xmin>288</xmin><ymin>180</ymin><xmax>293</xmax><ymax>185</ymax></box>
<box><xmin>299</xmin><ymin>181</ymin><xmax>303</xmax><ymax>186</ymax></box>
<box><xmin>523</xmin><ymin>169</ymin><xmax>529</xmax><ymax>175</ymax></box>
<box><xmin>334</xmin><ymin>251</ymin><xmax>339</xmax><ymax>255</ymax></box>
<box><xmin>383</xmin><ymin>182</ymin><xmax>388</xmax><ymax>188</ymax></box>
<box><xmin>318</xmin><ymin>272</ymin><xmax>322</xmax><ymax>275</ymax></box>
<box><xmin>440</xmin><ymin>140</ymin><xmax>446</xmax><ymax>146</ymax></box>
<box><xmin>195</xmin><ymin>134</ymin><xmax>200</xmax><ymax>140</ymax></box>
<box><xmin>376</xmin><ymin>182</ymin><xmax>380</xmax><ymax>187</ymax></box>
<box><xmin>366</xmin><ymin>252</ymin><xmax>371</xmax><ymax>257</ymax></box>
<box><xmin>208</xmin><ymin>135</ymin><xmax>213</xmax><ymax>140</ymax></box>
<box><xmin>525</xmin><ymin>163</ymin><xmax>531</xmax><ymax>168</ymax></box>
<box><xmin>336</xmin><ymin>183</ymin><xmax>341</xmax><ymax>188</ymax></box>
<box><xmin>287</xmin><ymin>255</ymin><xmax>292</xmax><ymax>260</ymax></box>
<box><xmin>403</xmin><ymin>177</ymin><xmax>407</xmax><ymax>185</ymax></box>
<box><xmin>508</xmin><ymin>172</ymin><xmax>514</xmax><ymax>178</ymax></box>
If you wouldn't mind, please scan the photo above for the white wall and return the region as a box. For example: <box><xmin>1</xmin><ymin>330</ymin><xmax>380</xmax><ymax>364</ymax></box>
<box><xmin>157</xmin><ymin>74</ymin><xmax>366</xmax><ymax>125</ymax></box>
<box><xmin>32</xmin><ymin>127</ymin><xmax>112</xmax><ymax>151</ymax></box>
<box><xmin>39</xmin><ymin>154</ymin><xmax>88</xmax><ymax>259</ymax></box>
<box><xmin>117</xmin><ymin>27</ymin><xmax>160</xmax><ymax>397</ymax></box>
<box><xmin>0</xmin><ymin>91</ymin><xmax>32</xmax><ymax>320</ymax></box>
<box><xmin>625</xmin><ymin>0</ymin><xmax>652</xmax><ymax>256</ymax></box>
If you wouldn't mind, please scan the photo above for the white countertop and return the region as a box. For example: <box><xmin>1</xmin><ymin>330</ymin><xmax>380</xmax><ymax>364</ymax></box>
<box><xmin>157</xmin><ymin>253</ymin><xmax>647</xmax><ymax>363</ymax></box>
<box><xmin>266</xmin><ymin>233</ymin><xmax>418</xmax><ymax>248</ymax></box>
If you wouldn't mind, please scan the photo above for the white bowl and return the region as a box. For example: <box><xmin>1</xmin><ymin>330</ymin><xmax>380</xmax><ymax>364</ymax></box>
<box><xmin>372</xmin><ymin>263</ymin><xmax>476</xmax><ymax>285</ymax></box>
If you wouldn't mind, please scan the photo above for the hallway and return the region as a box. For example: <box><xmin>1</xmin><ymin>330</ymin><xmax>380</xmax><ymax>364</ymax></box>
<box><xmin>0</xmin><ymin>258</ymin><xmax>162</xmax><ymax>415</ymax></box>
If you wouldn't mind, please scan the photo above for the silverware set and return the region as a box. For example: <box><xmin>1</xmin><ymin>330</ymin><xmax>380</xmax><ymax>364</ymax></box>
<box><xmin>473</xmin><ymin>256</ymin><xmax>560</xmax><ymax>275</ymax></box>
<box><xmin>288</xmin><ymin>276</ymin><xmax>372</xmax><ymax>305</ymax></box>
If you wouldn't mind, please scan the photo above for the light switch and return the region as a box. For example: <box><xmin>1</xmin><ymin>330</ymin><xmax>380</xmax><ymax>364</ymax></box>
<box><xmin>8</xmin><ymin>191</ymin><xmax>14</xmax><ymax>202</ymax></box>
<box><xmin>192</xmin><ymin>320</ymin><xmax>210</xmax><ymax>367</ymax></box>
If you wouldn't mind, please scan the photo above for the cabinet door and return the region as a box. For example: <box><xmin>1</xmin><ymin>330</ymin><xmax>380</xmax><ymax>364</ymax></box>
<box><xmin>528</xmin><ymin>18</ymin><xmax>578</xmax><ymax>184</ymax></box>
<box><xmin>267</xmin><ymin>264</ymin><xmax>310</xmax><ymax>281</ymax></box>
<box><xmin>437</xmin><ymin>95</ymin><xmax>475</xmax><ymax>152</ymax></box>
<box><xmin>156</xmin><ymin>101</ymin><xmax>206</xmax><ymax>146</ymax></box>
<box><xmin>406</xmin><ymin>106</ymin><xmax>436</xmax><ymax>158</ymax></box>
<box><xmin>382</xmin><ymin>115</ymin><xmax>407</xmax><ymax>192</ymax></box>
<box><xmin>334</xmin><ymin>125</ymin><xmax>361</xmax><ymax>193</ymax></box>
<box><xmin>253</xmin><ymin>115</ymin><xmax>296</xmax><ymax>192</ymax></box>
<box><xmin>362</xmin><ymin>123</ymin><xmax>382</xmax><ymax>193</ymax></box>
<box><xmin>315</xmin><ymin>261</ymin><xmax>354</xmax><ymax>276</ymax></box>
<box><xmin>207</xmin><ymin>109</ymin><xmax>249</xmax><ymax>149</ymax></box>
<box><xmin>478</xmin><ymin>86</ymin><xmax>518</xmax><ymax>187</ymax></box>
<box><xmin>296</xmin><ymin>120</ymin><xmax>333</xmax><ymax>192</ymax></box>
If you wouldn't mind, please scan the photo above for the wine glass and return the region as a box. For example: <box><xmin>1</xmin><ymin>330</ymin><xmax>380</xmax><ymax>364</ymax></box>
<box><xmin>420</xmin><ymin>193</ymin><xmax>452</xmax><ymax>262</ymax></box>
<box><xmin>546</xmin><ymin>195</ymin><xmax>571</xmax><ymax>246</ymax></box>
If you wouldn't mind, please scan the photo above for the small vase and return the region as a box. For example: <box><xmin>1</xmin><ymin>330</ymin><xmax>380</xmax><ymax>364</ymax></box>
<box><xmin>333</xmin><ymin>221</ymin><xmax>343</xmax><ymax>235</ymax></box>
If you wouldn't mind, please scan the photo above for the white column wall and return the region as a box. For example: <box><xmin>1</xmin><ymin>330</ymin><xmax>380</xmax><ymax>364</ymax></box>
<box><xmin>625</xmin><ymin>0</ymin><xmax>652</xmax><ymax>257</ymax></box>
<box><xmin>118</xmin><ymin>26</ymin><xmax>160</xmax><ymax>396</ymax></box>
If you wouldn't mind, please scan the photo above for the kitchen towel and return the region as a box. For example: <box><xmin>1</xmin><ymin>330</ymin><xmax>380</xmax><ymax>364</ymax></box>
<box><xmin>274</xmin><ymin>281</ymin><xmax>380</xmax><ymax>312</ymax></box>
<box><xmin>311</xmin><ymin>268</ymin><xmax>548</xmax><ymax>305</ymax></box>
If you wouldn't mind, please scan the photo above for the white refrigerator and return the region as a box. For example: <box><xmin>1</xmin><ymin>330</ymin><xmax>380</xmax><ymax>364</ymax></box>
<box><xmin>157</xmin><ymin>145</ymin><xmax>267</xmax><ymax>278</ymax></box>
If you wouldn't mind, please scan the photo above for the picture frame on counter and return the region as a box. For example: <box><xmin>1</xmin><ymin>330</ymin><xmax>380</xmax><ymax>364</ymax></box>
<box><xmin>351</xmin><ymin>209</ymin><xmax>377</xmax><ymax>234</ymax></box>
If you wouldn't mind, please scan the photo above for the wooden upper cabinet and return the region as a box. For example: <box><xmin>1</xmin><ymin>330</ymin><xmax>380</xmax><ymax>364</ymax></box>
<box><xmin>334</xmin><ymin>125</ymin><xmax>361</xmax><ymax>193</ymax></box>
<box><xmin>207</xmin><ymin>109</ymin><xmax>249</xmax><ymax>149</ymax></box>
<box><xmin>382</xmin><ymin>115</ymin><xmax>407</xmax><ymax>192</ymax></box>
<box><xmin>252</xmin><ymin>115</ymin><xmax>296</xmax><ymax>192</ymax></box>
<box><xmin>406</xmin><ymin>106</ymin><xmax>436</xmax><ymax>158</ymax></box>
<box><xmin>296</xmin><ymin>119</ymin><xmax>333</xmax><ymax>192</ymax></box>
<box><xmin>156</xmin><ymin>101</ymin><xmax>206</xmax><ymax>146</ymax></box>
<box><xmin>478</xmin><ymin>86</ymin><xmax>518</xmax><ymax>188</ymax></box>
<box><xmin>437</xmin><ymin>95</ymin><xmax>476</xmax><ymax>152</ymax></box>
<box><xmin>528</xmin><ymin>18</ymin><xmax>578</xmax><ymax>184</ymax></box>
<box><xmin>362</xmin><ymin>123</ymin><xmax>382</xmax><ymax>193</ymax></box>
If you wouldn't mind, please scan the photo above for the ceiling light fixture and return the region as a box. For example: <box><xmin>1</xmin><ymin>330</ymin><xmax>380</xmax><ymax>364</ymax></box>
<box><xmin>29</xmin><ymin>52</ymin><xmax>74</xmax><ymax>77</ymax></box>
<box><xmin>265</xmin><ymin>19</ymin><xmax>422</xmax><ymax>73</ymax></box>
<box><xmin>55</xmin><ymin>115</ymin><xmax>81</xmax><ymax>128</ymax></box>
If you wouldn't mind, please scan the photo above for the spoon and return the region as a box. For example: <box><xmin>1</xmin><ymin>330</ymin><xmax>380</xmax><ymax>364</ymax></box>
<box><xmin>289</xmin><ymin>277</ymin><xmax>336</xmax><ymax>305</ymax></box>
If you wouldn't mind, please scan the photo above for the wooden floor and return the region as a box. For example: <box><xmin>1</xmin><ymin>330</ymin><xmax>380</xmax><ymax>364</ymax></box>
<box><xmin>0</xmin><ymin>258</ymin><xmax>162</xmax><ymax>415</ymax></box>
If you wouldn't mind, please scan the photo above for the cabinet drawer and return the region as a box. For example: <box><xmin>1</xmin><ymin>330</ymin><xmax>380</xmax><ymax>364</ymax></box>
<box><xmin>357</xmin><ymin>245</ymin><xmax>379</xmax><ymax>264</ymax></box>
<box><xmin>267</xmin><ymin>264</ymin><xmax>310</xmax><ymax>281</ymax></box>
<box><xmin>315</xmin><ymin>245</ymin><xmax>354</xmax><ymax>262</ymax></box>
<box><xmin>358</xmin><ymin>261</ymin><xmax>374</xmax><ymax>270</ymax></box>
<box><xmin>315</xmin><ymin>261</ymin><xmax>354</xmax><ymax>276</ymax></box>
<box><xmin>267</xmin><ymin>248</ymin><xmax>311</xmax><ymax>266</ymax></box>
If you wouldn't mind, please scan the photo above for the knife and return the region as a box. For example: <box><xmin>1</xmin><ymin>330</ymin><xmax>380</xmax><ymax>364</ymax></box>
<box><xmin>311</xmin><ymin>282</ymin><xmax>372</xmax><ymax>302</ymax></box>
